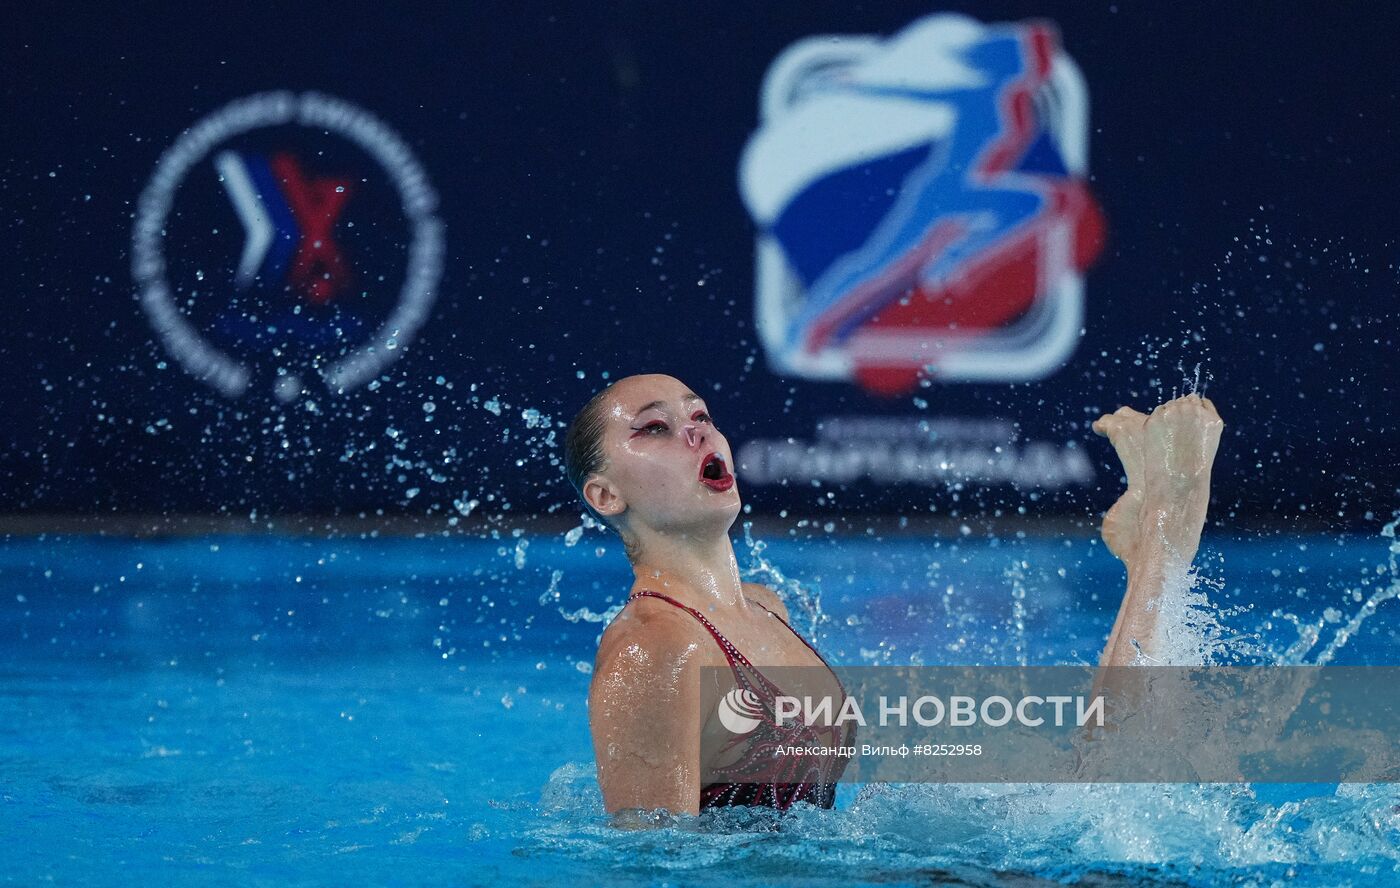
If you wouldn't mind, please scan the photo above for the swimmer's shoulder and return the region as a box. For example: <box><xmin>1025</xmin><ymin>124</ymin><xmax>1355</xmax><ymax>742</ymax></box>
<box><xmin>741</xmin><ymin>582</ymin><xmax>791</xmax><ymax>623</ymax></box>
<box><xmin>590</xmin><ymin>591</ymin><xmax>712</xmax><ymax>692</ymax></box>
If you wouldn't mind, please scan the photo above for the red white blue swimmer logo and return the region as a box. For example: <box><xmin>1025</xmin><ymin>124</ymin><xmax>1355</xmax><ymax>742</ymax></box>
<box><xmin>131</xmin><ymin>92</ymin><xmax>444</xmax><ymax>401</ymax></box>
<box><xmin>740</xmin><ymin>15</ymin><xmax>1105</xmax><ymax>397</ymax></box>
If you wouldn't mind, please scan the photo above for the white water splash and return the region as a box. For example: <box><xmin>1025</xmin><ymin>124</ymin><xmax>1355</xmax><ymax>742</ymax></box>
<box><xmin>527</xmin><ymin>762</ymin><xmax>1400</xmax><ymax>879</ymax></box>
<box><xmin>1004</xmin><ymin>559</ymin><xmax>1030</xmax><ymax>668</ymax></box>
<box><xmin>1311</xmin><ymin>517</ymin><xmax>1400</xmax><ymax>665</ymax></box>
<box><xmin>538</xmin><ymin>569</ymin><xmax>563</xmax><ymax>606</ymax></box>
<box><xmin>556</xmin><ymin>601</ymin><xmax>628</xmax><ymax>625</ymax></box>
<box><xmin>738</xmin><ymin>522</ymin><xmax>825</xmax><ymax>636</ymax></box>
<box><xmin>528</xmin><ymin>518</ymin><xmax>1400</xmax><ymax>880</ymax></box>
<box><xmin>1271</xmin><ymin>516</ymin><xmax>1400</xmax><ymax>666</ymax></box>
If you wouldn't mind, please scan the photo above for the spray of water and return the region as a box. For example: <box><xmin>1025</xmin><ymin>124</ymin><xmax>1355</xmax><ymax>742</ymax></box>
<box><xmin>531</xmin><ymin>515</ymin><xmax>1400</xmax><ymax>876</ymax></box>
<box><xmin>1004</xmin><ymin>559</ymin><xmax>1030</xmax><ymax>668</ymax></box>
<box><xmin>1309</xmin><ymin>517</ymin><xmax>1400</xmax><ymax>665</ymax></box>
<box><xmin>738</xmin><ymin>521</ymin><xmax>826</xmax><ymax>638</ymax></box>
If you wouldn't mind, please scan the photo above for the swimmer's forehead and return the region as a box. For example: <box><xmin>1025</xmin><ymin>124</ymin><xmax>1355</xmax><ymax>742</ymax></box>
<box><xmin>603</xmin><ymin>376</ymin><xmax>706</xmax><ymax>419</ymax></box>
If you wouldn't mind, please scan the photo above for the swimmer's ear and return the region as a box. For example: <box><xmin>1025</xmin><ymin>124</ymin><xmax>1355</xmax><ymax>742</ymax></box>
<box><xmin>583</xmin><ymin>475</ymin><xmax>626</xmax><ymax>519</ymax></box>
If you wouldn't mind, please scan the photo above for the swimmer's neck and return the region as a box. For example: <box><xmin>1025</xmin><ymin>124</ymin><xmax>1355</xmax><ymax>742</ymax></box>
<box><xmin>627</xmin><ymin>526</ymin><xmax>747</xmax><ymax>611</ymax></box>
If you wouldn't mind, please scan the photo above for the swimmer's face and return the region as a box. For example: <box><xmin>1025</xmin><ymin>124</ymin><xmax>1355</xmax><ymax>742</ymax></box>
<box><xmin>582</xmin><ymin>374</ymin><xmax>741</xmax><ymax>534</ymax></box>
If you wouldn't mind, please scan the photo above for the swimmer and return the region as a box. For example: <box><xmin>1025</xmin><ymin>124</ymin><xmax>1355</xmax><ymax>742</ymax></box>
<box><xmin>564</xmin><ymin>374</ymin><xmax>1223</xmax><ymax>821</ymax></box>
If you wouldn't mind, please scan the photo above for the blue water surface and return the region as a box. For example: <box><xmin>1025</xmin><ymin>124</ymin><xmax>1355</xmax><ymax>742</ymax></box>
<box><xmin>0</xmin><ymin>529</ymin><xmax>1396</xmax><ymax>886</ymax></box>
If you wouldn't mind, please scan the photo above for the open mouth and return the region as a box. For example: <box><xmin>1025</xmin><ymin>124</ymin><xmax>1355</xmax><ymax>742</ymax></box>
<box><xmin>699</xmin><ymin>452</ymin><xmax>735</xmax><ymax>491</ymax></box>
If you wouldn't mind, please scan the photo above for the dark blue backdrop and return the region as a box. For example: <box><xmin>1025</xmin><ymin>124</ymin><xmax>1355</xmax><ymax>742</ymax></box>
<box><xmin>3</xmin><ymin>2</ymin><xmax>1397</xmax><ymax>526</ymax></box>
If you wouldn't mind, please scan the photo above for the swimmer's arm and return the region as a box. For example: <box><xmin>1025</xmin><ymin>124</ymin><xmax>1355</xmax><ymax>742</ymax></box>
<box><xmin>588</xmin><ymin>619</ymin><xmax>703</xmax><ymax>823</ymax></box>
<box><xmin>742</xmin><ymin>582</ymin><xmax>791</xmax><ymax>623</ymax></box>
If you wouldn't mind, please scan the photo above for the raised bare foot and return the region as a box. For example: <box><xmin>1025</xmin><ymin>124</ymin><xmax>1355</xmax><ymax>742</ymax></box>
<box><xmin>1091</xmin><ymin>394</ymin><xmax>1225</xmax><ymax>669</ymax></box>
<box><xmin>1138</xmin><ymin>394</ymin><xmax>1224</xmax><ymax>557</ymax></box>
<box><xmin>1092</xmin><ymin>406</ymin><xmax>1149</xmax><ymax>564</ymax></box>
<box><xmin>1094</xmin><ymin>395</ymin><xmax>1224</xmax><ymax>566</ymax></box>
<box><xmin>1141</xmin><ymin>395</ymin><xmax>1224</xmax><ymax>498</ymax></box>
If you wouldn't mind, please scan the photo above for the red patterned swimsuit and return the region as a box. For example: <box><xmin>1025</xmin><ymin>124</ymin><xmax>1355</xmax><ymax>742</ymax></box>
<box><xmin>627</xmin><ymin>590</ymin><xmax>854</xmax><ymax>811</ymax></box>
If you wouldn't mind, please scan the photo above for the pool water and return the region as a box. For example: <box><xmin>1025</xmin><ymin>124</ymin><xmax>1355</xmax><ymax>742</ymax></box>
<box><xmin>1</xmin><ymin>527</ymin><xmax>1397</xmax><ymax>886</ymax></box>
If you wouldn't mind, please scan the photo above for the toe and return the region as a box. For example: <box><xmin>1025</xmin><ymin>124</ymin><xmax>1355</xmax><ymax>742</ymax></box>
<box><xmin>1095</xmin><ymin>406</ymin><xmax>1145</xmax><ymax>437</ymax></box>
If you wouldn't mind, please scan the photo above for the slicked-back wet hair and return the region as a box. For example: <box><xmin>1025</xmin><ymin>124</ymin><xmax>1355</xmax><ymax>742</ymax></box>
<box><xmin>563</xmin><ymin>385</ymin><xmax>613</xmax><ymax>523</ymax></box>
<box><xmin>563</xmin><ymin>382</ymin><xmax>641</xmax><ymax>561</ymax></box>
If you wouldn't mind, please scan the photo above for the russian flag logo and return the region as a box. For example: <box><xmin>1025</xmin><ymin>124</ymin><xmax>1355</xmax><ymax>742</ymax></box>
<box><xmin>740</xmin><ymin>14</ymin><xmax>1105</xmax><ymax>396</ymax></box>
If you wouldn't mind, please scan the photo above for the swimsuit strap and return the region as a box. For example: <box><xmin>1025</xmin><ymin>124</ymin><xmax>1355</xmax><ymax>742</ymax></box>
<box><xmin>626</xmin><ymin>590</ymin><xmax>776</xmax><ymax>691</ymax></box>
<box><xmin>625</xmin><ymin>589</ymin><xmax>845</xmax><ymax>701</ymax></box>
<box><xmin>756</xmin><ymin>602</ymin><xmax>850</xmax><ymax>702</ymax></box>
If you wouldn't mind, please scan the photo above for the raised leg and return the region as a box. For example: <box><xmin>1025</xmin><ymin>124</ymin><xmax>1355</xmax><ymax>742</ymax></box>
<box><xmin>1092</xmin><ymin>395</ymin><xmax>1224</xmax><ymax>667</ymax></box>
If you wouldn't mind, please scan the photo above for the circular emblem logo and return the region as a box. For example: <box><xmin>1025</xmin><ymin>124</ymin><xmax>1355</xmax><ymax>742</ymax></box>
<box><xmin>131</xmin><ymin>91</ymin><xmax>445</xmax><ymax>401</ymax></box>
<box><xmin>717</xmin><ymin>687</ymin><xmax>765</xmax><ymax>735</ymax></box>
